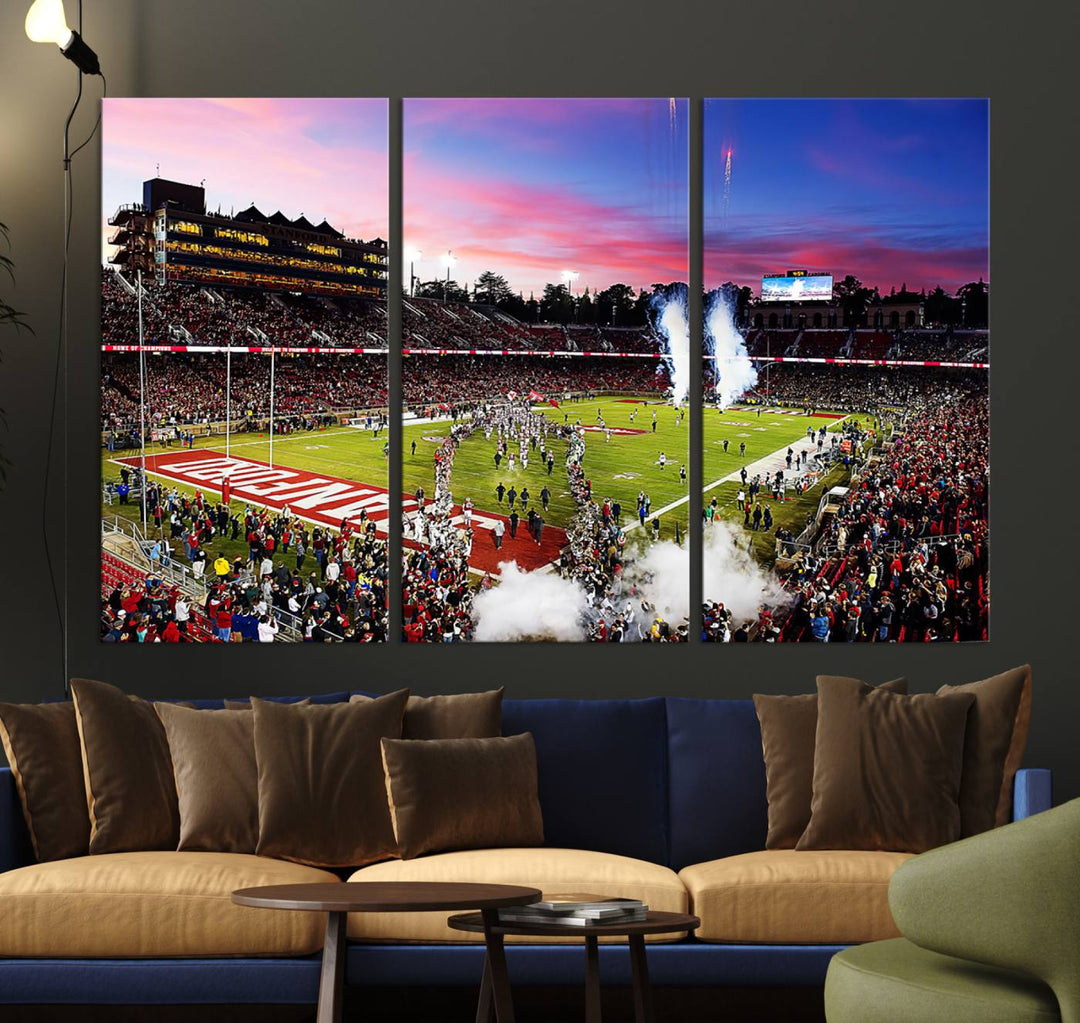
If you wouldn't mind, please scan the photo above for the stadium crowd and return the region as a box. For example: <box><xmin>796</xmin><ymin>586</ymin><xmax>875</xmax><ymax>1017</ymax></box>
<box><xmin>704</xmin><ymin>368</ymin><xmax>989</xmax><ymax>643</ymax></box>
<box><xmin>102</xmin><ymin>269</ymin><xmax>386</xmax><ymax>349</ymax></box>
<box><xmin>738</xmin><ymin>364</ymin><xmax>987</xmax><ymax>415</ymax></box>
<box><xmin>404</xmin><ymin>355</ymin><xmax>668</xmax><ymax>413</ymax></box>
<box><xmin>403</xmin><ymin>297</ymin><xmax>664</xmax><ymax>354</ymax></box>
<box><xmin>401</xmin><ymin>401</ymin><xmax>574</xmax><ymax>642</ymax></box>
<box><xmin>401</xmin><ymin>398</ymin><xmax>685</xmax><ymax>643</ymax></box>
<box><xmin>101</xmin><ymin>352</ymin><xmax>387</xmax><ymax>437</ymax></box>
<box><xmin>101</xmin><ymin>469</ymin><xmax>388</xmax><ymax>643</ymax></box>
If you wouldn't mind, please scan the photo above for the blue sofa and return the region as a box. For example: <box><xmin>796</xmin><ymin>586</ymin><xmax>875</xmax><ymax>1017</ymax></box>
<box><xmin>0</xmin><ymin>695</ymin><xmax>1052</xmax><ymax>1006</ymax></box>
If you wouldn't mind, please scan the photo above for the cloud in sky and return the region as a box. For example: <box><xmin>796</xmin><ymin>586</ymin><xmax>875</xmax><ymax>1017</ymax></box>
<box><xmin>404</xmin><ymin>98</ymin><xmax>689</xmax><ymax>297</ymax></box>
<box><xmin>101</xmin><ymin>98</ymin><xmax>387</xmax><ymax>264</ymax></box>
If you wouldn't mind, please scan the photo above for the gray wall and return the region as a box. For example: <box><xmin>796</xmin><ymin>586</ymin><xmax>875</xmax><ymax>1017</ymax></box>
<box><xmin>0</xmin><ymin>1</ymin><xmax>1077</xmax><ymax>801</ymax></box>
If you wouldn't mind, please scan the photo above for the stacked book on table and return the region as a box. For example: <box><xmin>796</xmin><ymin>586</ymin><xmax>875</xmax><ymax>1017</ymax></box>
<box><xmin>497</xmin><ymin>893</ymin><xmax>648</xmax><ymax>927</ymax></box>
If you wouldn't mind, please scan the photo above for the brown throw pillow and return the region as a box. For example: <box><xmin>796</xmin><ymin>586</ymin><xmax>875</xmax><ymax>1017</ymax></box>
<box><xmin>222</xmin><ymin>698</ymin><xmax>311</xmax><ymax>710</ymax></box>
<box><xmin>155</xmin><ymin>704</ymin><xmax>259</xmax><ymax>854</ymax></box>
<box><xmin>223</xmin><ymin>699</ymin><xmax>255</xmax><ymax>710</ymax></box>
<box><xmin>753</xmin><ymin>677</ymin><xmax>907</xmax><ymax>849</ymax></box>
<box><xmin>350</xmin><ymin>689</ymin><xmax>504</xmax><ymax>739</ymax></box>
<box><xmin>381</xmin><ymin>734</ymin><xmax>544</xmax><ymax>860</ymax></box>
<box><xmin>797</xmin><ymin>676</ymin><xmax>974</xmax><ymax>853</ymax></box>
<box><xmin>938</xmin><ymin>665</ymin><xmax>1032</xmax><ymax>835</ymax></box>
<box><xmin>71</xmin><ymin>679</ymin><xmax>181</xmax><ymax>854</ymax></box>
<box><xmin>0</xmin><ymin>702</ymin><xmax>89</xmax><ymax>861</ymax></box>
<box><xmin>253</xmin><ymin>689</ymin><xmax>409</xmax><ymax>868</ymax></box>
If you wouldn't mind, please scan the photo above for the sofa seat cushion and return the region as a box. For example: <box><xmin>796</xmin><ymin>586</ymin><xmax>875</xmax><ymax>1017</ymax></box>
<box><xmin>347</xmin><ymin>847</ymin><xmax>687</xmax><ymax>943</ymax></box>
<box><xmin>679</xmin><ymin>850</ymin><xmax>913</xmax><ymax>944</ymax></box>
<box><xmin>0</xmin><ymin>851</ymin><xmax>340</xmax><ymax>957</ymax></box>
<box><xmin>825</xmin><ymin>938</ymin><xmax>1060</xmax><ymax>1023</ymax></box>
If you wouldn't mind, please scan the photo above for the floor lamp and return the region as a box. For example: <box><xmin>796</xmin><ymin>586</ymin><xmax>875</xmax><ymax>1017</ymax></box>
<box><xmin>25</xmin><ymin>0</ymin><xmax>105</xmax><ymax>695</ymax></box>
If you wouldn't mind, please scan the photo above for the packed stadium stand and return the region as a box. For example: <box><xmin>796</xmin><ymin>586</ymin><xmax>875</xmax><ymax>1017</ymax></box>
<box><xmin>732</xmin><ymin>327</ymin><xmax>986</xmax><ymax>365</ymax></box>
<box><xmin>403</xmin><ymin>354</ymin><xmax>670</xmax><ymax>410</ymax></box>
<box><xmin>100</xmin><ymin>550</ymin><xmax>219</xmax><ymax>643</ymax></box>
<box><xmin>847</xmin><ymin>330</ymin><xmax>892</xmax><ymax>359</ymax></box>
<box><xmin>741</xmin><ymin>330</ymin><xmax>800</xmax><ymax>357</ymax></box>
<box><xmin>102</xmin><ymin>269</ymin><xmax>387</xmax><ymax>349</ymax></box>
<box><xmin>779</xmin><ymin>384</ymin><xmax>987</xmax><ymax>643</ymax></box>
<box><xmin>795</xmin><ymin>330</ymin><xmax>850</xmax><ymax>358</ymax></box>
<box><xmin>891</xmin><ymin>329</ymin><xmax>988</xmax><ymax>362</ymax></box>
<box><xmin>101</xmin><ymin>352</ymin><xmax>387</xmax><ymax>433</ymax></box>
<box><xmin>704</xmin><ymin>361</ymin><xmax>988</xmax><ymax>643</ymax></box>
<box><xmin>402</xmin><ymin>297</ymin><xmax>665</xmax><ymax>354</ymax></box>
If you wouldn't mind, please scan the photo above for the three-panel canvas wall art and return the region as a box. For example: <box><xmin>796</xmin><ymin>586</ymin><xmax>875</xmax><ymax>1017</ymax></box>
<box><xmin>99</xmin><ymin>97</ymin><xmax>988</xmax><ymax>644</ymax></box>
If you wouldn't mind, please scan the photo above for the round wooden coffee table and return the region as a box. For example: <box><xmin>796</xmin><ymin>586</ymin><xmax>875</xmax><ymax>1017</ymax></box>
<box><xmin>448</xmin><ymin>909</ymin><xmax>700</xmax><ymax>1023</ymax></box>
<box><xmin>233</xmin><ymin>881</ymin><xmax>541</xmax><ymax>1023</ymax></box>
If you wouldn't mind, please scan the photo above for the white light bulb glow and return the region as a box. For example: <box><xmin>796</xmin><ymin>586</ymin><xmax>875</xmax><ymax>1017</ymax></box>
<box><xmin>25</xmin><ymin>0</ymin><xmax>73</xmax><ymax>47</ymax></box>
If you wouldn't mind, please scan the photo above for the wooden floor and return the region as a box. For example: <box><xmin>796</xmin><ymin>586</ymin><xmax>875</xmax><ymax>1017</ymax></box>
<box><xmin>4</xmin><ymin>987</ymin><xmax>827</xmax><ymax>1023</ymax></box>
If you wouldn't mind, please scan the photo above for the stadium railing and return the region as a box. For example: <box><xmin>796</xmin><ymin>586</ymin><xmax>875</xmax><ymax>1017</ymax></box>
<box><xmin>101</xmin><ymin>516</ymin><xmax>305</xmax><ymax>643</ymax></box>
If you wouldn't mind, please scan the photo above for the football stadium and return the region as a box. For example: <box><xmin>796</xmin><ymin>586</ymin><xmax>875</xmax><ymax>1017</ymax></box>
<box><xmin>398</xmin><ymin>96</ymin><xmax>692</xmax><ymax>644</ymax></box>
<box><xmin>700</xmin><ymin>97</ymin><xmax>989</xmax><ymax>644</ymax></box>
<box><xmin>100</xmin><ymin>177</ymin><xmax>390</xmax><ymax>643</ymax></box>
<box><xmin>400</xmin><ymin>292</ymin><xmax>691</xmax><ymax>643</ymax></box>
<box><xmin>702</xmin><ymin>284</ymin><xmax>989</xmax><ymax>644</ymax></box>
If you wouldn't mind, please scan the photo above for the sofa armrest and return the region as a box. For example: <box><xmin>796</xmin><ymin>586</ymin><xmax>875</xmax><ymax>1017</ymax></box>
<box><xmin>1012</xmin><ymin>768</ymin><xmax>1052</xmax><ymax>820</ymax></box>
<box><xmin>889</xmin><ymin>799</ymin><xmax>1080</xmax><ymax>1023</ymax></box>
<box><xmin>0</xmin><ymin>767</ymin><xmax>34</xmax><ymax>873</ymax></box>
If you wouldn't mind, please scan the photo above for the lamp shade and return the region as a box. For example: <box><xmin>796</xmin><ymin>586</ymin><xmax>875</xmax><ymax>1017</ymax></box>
<box><xmin>25</xmin><ymin>0</ymin><xmax>73</xmax><ymax>46</ymax></box>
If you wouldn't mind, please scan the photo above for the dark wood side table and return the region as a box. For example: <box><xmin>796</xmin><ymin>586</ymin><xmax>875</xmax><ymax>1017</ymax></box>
<box><xmin>448</xmin><ymin>909</ymin><xmax>700</xmax><ymax>1023</ymax></box>
<box><xmin>233</xmin><ymin>881</ymin><xmax>541</xmax><ymax>1023</ymax></box>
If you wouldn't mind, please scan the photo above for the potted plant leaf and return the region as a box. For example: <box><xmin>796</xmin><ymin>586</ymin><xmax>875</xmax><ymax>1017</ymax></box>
<box><xmin>0</xmin><ymin>220</ymin><xmax>35</xmax><ymax>489</ymax></box>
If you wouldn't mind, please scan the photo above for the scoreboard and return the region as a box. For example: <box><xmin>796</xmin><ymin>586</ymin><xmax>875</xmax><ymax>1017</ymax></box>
<box><xmin>761</xmin><ymin>270</ymin><xmax>833</xmax><ymax>301</ymax></box>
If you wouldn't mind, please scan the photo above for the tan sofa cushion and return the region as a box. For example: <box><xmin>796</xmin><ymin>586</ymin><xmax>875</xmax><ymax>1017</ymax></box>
<box><xmin>680</xmin><ymin>850</ymin><xmax>913</xmax><ymax>944</ymax></box>
<box><xmin>0</xmin><ymin>852</ymin><xmax>340</xmax><ymax>957</ymax></box>
<box><xmin>347</xmin><ymin>847</ymin><xmax>687</xmax><ymax>943</ymax></box>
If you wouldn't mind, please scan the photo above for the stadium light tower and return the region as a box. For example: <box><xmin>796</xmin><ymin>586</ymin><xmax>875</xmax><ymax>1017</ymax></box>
<box><xmin>440</xmin><ymin>250</ymin><xmax>457</xmax><ymax>302</ymax></box>
<box><xmin>561</xmin><ymin>269</ymin><xmax>580</xmax><ymax>295</ymax></box>
<box><xmin>404</xmin><ymin>246</ymin><xmax>422</xmax><ymax>297</ymax></box>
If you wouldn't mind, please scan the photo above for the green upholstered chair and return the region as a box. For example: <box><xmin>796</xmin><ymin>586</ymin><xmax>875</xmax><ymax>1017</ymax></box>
<box><xmin>825</xmin><ymin>798</ymin><xmax>1080</xmax><ymax>1023</ymax></box>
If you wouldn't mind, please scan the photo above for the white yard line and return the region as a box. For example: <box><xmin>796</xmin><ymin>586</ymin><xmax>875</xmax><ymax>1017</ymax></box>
<box><xmin>702</xmin><ymin>412</ymin><xmax>853</xmax><ymax>515</ymax></box>
<box><xmin>621</xmin><ymin>411</ymin><xmax>851</xmax><ymax>531</ymax></box>
<box><xmin>206</xmin><ymin>427</ymin><xmax>379</xmax><ymax>451</ymax></box>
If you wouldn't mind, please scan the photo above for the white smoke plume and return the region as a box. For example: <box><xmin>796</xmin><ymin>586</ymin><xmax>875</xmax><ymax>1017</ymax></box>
<box><xmin>703</xmin><ymin>519</ymin><xmax>790</xmax><ymax>621</ymax></box>
<box><xmin>652</xmin><ymin>290</ymin><xmax>690</xmax><ymax>405</ymax></box>
<box><xmin>626</xmin><ymin>538</ymin><xmax>690</xmax><ymax>625</ymax></box>
<box><xmin>706</xmin><ymin>289</ymin><xmax>758</xmax><ymax>408</ymax></box>
<box><xmin>471</xmin><ymin>561</ymin><xmax>590</xmax><ymax>642</ymax></box>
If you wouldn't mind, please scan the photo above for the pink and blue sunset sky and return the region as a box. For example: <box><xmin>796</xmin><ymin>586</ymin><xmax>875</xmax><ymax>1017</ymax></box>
<box><xmin>705</xmin><ymin>98</ymin><xmax>989</xmax><ymax>294</ymax></box>
<box><xmin>404</xmin><ymin>98</ymin><xmax>689</xmax><ymax>298</ymax></box>
<box><xmin>101</xmin><ymin>98</ymin><xmax>387</xmax><ymax>264</ymax></box>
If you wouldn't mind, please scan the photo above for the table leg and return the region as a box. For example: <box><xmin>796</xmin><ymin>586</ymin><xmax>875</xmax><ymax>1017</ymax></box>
<box><xmin>475</xmin><ymin>952</ymin><xmax>495</xmax><ymax>1023</ymax></box>
<box><xmin>584</xmin><ymin>934</ymin><xmax>602</xmax><ymax>1023</ymax></box>
<box><xmin>316</xmin><ymin>910</ymin><xmax>347</xmax><ymax>1023</ymax></box>
<box><xmin>629</xmin><ymin>933</ymin><xmax>654</xmax><ymax>1023</ymax></box>
<box><xmin>481</xmin><ymin>909</ymin><xmax>516</xmax><ymax>1023</ymax></box>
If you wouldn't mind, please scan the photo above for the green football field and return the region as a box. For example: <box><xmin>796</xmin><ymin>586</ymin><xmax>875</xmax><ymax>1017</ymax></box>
<box><xmin>100</xmin><ymin>425</ymin><xmax>388</xmax><ymax>562</ymax></box>
<box><xmin>102</xmin><ymin>424</ymin><xmax>387</xmax><ymax>492</ymax></box>
<box><xmin>99</xmin><ymin>401</ymin><xmax>872</xmax><ymax>570</ymax></box>
<box><xmin>402</xmin><ymin>397</ymin><xmax>691</xmax><ymax>541</ymax></box>
<box><xmin>702</xmin><ymin>405</ymin><xmax>874</xmax><ymax>563</ymax></box>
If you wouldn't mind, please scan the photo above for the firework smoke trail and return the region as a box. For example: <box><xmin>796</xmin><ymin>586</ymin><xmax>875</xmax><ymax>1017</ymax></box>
<box><xmin>669</xmin><ymin>97</ymin><xmax>677</xmax><ymax>135</ymax></box>
<box><xmin>651</xmin><ymin>288</ymin><xmax>690</xmax><ymax>406</ymax></box>
<box><xmin>705</xmin><ymin>288</ymin><xmax>757</xmax><ymax>408</ymax></box>
<box><xmin>722</xmin><ymin>148</ymin><xmax>733</xmax><ymax>221</ymax></box>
